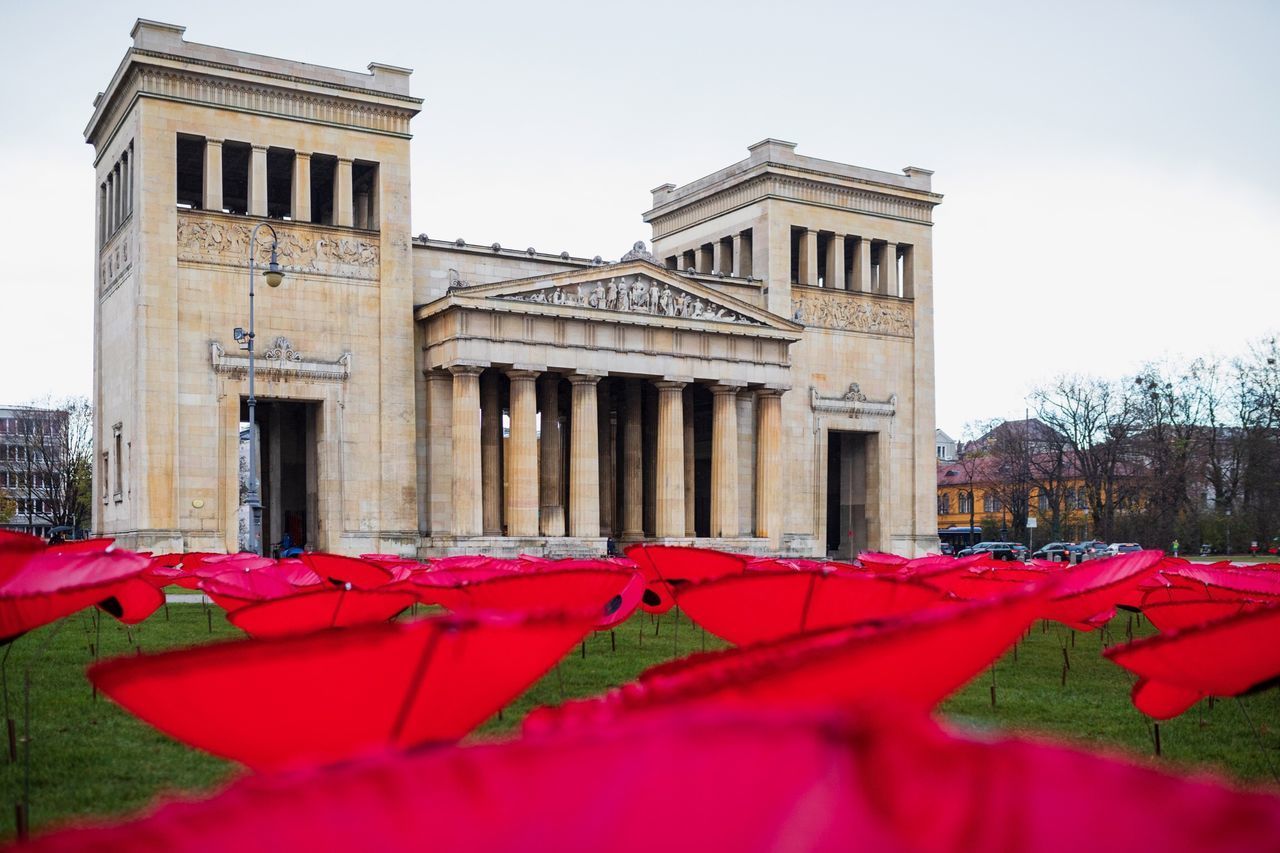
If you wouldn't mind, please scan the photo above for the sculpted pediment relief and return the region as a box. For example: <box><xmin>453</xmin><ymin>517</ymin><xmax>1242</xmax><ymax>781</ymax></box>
<box><xmin>437</xmin><ymin>255</ymin><xmax>801</xmax><ymax>334</ymax></box>
<box><xmin>494</xmin><ymin>273</ymin><xmax>763</xmax><ymax>326</ymax></box>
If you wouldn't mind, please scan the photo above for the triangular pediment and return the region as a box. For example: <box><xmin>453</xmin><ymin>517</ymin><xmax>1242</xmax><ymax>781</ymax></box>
<box><xmin>440</xmin><ymin>260</ymin><xmax>801</xmax><ymax>333</ymax></box>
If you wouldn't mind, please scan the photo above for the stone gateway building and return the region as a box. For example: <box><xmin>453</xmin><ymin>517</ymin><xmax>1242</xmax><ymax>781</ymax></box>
<box><xmin>87</xmin><ymin>20</ymin><xmax>942</xmax><ymax>560</ymax></box>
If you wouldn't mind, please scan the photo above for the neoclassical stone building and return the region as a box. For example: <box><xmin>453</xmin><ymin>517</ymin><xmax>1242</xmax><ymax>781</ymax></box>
<box><xmin>87</xmin><ymin>20</ymin><xmax>942</xmax><ymax>559</ymax></box>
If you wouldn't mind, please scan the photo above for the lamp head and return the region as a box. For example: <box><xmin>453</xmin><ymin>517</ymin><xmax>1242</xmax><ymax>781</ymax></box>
<box><xmin>263</xmin><ymin>260</ymin><xmax>284</xmax><ymax>288</ymax></box>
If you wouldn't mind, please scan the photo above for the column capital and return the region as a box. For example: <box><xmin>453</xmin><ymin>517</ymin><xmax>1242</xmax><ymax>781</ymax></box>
<box><xmin>756</xmin><ymin>386</ymin><xmax>787</xmax><ymax>399</ymax></box>
<box><xmin>568</xmin><ymin>372</ymin><xmax>603</xmax><ymax>386</ymax></box>
<box><xmin>206</xmin><ymin>137</ymin><xmax>224</xmax><ymax>147</ymax></box>
<box><xmin>654</xmin><ymin>379</ymin><xmax>687</xmax><ymax>392</ymax></box>
<box><xmin>251</xmin><ymin>143</ymin><xmax>269</xmax><ymax>153</ymax></box>
<box><xmin>337</xmin><ymin>156</ymin><xmax>355</xmax><ymax>165</ymax></box>
<box><xmin>294</xmin><ymin>150</ymin><xmax>311</xmax><ymax>159</ymax></box>
<box><xmin>505</xmin><ymin>368</ymin><xmax>541</xmax><ymax>382</ymax></box>
<box><xmin>708</xmin><ymin>381</ymin><xmax>748</xmax><ymax>395</ymax></box>
<box><xmin>446</xmin><ymin>361</ymin><xmax>487</xmax><ymax>377</ymax></box>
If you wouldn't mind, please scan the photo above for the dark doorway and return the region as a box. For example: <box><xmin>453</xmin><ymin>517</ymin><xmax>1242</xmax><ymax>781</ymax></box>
<box><xmin>826</xmin><ymin>430</ymin><xmax>870</xmax><ymax>559</ymax></box>
<box><xmin>240</xmin><ymin>399</ymin><xmax>321</xmax><ymax>555</ymax></box>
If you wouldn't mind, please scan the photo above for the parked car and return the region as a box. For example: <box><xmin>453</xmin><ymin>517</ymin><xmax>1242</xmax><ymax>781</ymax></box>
<box><xmin>1031</xmin><ymin>542</ymin><xmax>1074</xmax><ymax>561</ymax></box>
<box><xmin>1103</xmin><ymin>542</ymin><xmax>1142</xmax><ymax>557</ymax></box>
<box><xmin>1077</xmin><ymin>540</ymin><xmax>1110</xmax><ymax>560</ymax></box>
<box><xmin>957</xmin><ymin>542</ymin><xmax>1027</xmax><ymax>561</ymax></box>
<box><xmin>939</xmin><ymin>542</ymin><xmax>955</xmax><ymax>556</ymax></box>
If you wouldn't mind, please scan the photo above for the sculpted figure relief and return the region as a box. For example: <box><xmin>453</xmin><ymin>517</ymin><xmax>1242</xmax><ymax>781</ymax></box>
<box><xmin>497</xmin><ymin>274</ymin><xmax>758</xmax><ymax>325</ymax></box>
<box><xmin>176</xmin><ymin>213</ymin><xmax>380</xmax><ymax>280</ymax></box>
<box><xmin>790</xmin><ymin>290</ymin><xmax>913</xmax><ymax>337</ymax></box>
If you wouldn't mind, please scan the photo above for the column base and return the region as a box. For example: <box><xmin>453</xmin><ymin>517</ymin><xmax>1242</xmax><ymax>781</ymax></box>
<box><xmin>419</xmin><ymin>536</ymin><xmax>608</xmax><ymax>560</ymax></box>
<box><xmin>615</xmin><ymin>535</ymin><xmax>776</xmax><ymax>557</ymax></box>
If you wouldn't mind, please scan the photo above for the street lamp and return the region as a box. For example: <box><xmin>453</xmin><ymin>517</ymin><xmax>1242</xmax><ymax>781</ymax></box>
<box><xmin>240</xmin><ymin>222</ymin><xmax>284</xmax><ymax>556</ymax></box>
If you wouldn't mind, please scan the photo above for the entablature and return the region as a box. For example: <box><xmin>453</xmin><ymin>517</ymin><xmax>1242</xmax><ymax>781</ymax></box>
<box><xmin>177</xmin><ymin>210</ymin><xmax>380</xmax><ymax>283</ymax></box>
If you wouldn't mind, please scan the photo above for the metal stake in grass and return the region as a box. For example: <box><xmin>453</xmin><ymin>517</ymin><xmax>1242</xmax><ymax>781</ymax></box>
<box><xmin>1153</xmin><ymin>722</ymin><xmax>1162</xmax><ymax>756</ymax></box>
<box><xmin>673</xmin><ymin>605</ymin><xmax>679</xmax><ymax>656</ymax></box>
<box><xmin>610</xmin><ymin>630</ymin><xmax>616</xmax><ymax>653</ymax></box>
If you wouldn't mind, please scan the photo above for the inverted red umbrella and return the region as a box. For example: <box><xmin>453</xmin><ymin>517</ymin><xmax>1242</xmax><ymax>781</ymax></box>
<box><xmin>1140</xmin><ymin>598</ymin><xmax>1267</xmax><ymax>633</ymax></box>
<box><xmin>0</xmin><ymin>533</ymin><xmax>154</xmax><ymax>641</ymax></box>
<box><xmin>926</xmin><ymin>563</ymin><xmax>1058</xmax><ymax>601</ymax></box>
<box><xmin>227</xmin><ymin>587</ymin><xmax>418</xmax><ymax>638</ymax></box>
<box><xmin>1105</xmin><ymin>603</ymin><xmax>1280</xmax><ymax>719</ymax></box>
<box><xmin>28</xmin><ymin>702</ymin><xmax>1280</xmax><ymax>853</ymax></box>
<box><xmin>856</xmin><ymin>551</ymin><xmax>908</xmax><ymax>571</ymax></box>
<box><xmin>1040</xmin><ymin>550</ymin><xmax>1165</xmax><ymax>630</ymax></box>
<box><xmin>531</xmin><ymin>590</ymin><xmax>1046</xmax><ymax>731</ymax></box>
<box><xmin>89</xmin><ymin>609</ymin><xmax>598</xmax><ymax>772</ymax></box>
<box><xmin>199</xmin><ymin>572</ymin><xmax>298</xmax><ymax>612</ymax></box>
<box><xmin>296</xmin><ymin>553</ymin><xmax>393</xmax><ymax>589</ymax></box>
<box><xmin>1164</xmin><ymin>564</ymin><xmax>1280</xmax><ymax>600</ymax></box>
<box><xmin>411</xmin><ymin>567</ymin><xmax>643</xmax><ymax>630</ymax></box>
<box><xmin>192</xmin><ymin>553</ymin><xmax>274</xmax><ymax>579</ymax></box>
<box><xmin>672</xmin><ymin>569</ymin><xmax>949</xmax><ymax>645</ymax></box>
<box><xmin>260</xmin><ymin>559</ymin><xmax>326</xmax><ymax>589</ymax></box>
<box><xmin>624</xmin><ymin>544</ymin><xmax>748</xmax><ymax>613</ymax></box>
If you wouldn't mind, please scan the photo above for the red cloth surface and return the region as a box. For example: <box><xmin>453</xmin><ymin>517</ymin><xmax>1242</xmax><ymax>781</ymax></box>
<box><xmin>625</xmin><ymin>544</ymin><xmax>749</xmax><ymax>613</ymax></box>
<box><xmin>1040</xmin><ymin>550</ymin><xmax>1164</xmax><ymax>629</ymax></box>
<box><xmin>411</xmin><ymin>567</ymin><xmax>643</xmax><ymax>629</ymax></box>
<box><xmin>26</xmin><ymin>703</ymin><xmax>1280</xmax><ymax>853</ymax></box>
<box><xmin>89</xmin><ymin>610</ymin><xmax>598</xmax><ymax>771</ymax></box>
<box><xmin>672</xmin><ymin>569</ymin><xmax>949</xmax><ymax>645</ymax></box>
<box><xmin>1105</xmin><ymin>602</ymin><xmax>1280</xmax><ymax>719</ymax></box>
<box><xmin>529</xmin><ymin>591</ymin><xmax>1045</xmax><ymax>731</ymax></box>
<box><xmin>297</xmin><ymin>553</ymin><xmax>392</xmax><ymax>589</ymax></box>
<box><xmin>226</xmin><ymin>587</ymin><xmax>417</xmax><ymax>638</ymax></box>
<box><xmin>0</xmin><ymin>532</ymin><xmax>152</xmax><ymax>640</ymax></box>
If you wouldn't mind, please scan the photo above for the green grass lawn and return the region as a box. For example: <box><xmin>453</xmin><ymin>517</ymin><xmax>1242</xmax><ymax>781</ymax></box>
<box><xmin>2</xmin><ymin>602</ymin><xmax>1278</xmax><ymax>840</ymax></box>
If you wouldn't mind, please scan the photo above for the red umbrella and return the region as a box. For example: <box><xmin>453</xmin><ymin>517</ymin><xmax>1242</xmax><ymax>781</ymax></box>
<box><xmin>411</xmin><ymin>567</ymin><xmax>643</xmax><ymax>630</ymax></box>
<box><xmin>624</xmin><ymin>544</ymin><xmax>749</xmax><ymax>613</ymax></box>
<box><xmin>1140</xmin><ymin>599</ymin><xmax>1267</xmax><ymax>633</ymax></box>
<box><xmin>672</xmin><ymin>569</ymin><xmax>949</xmax><ymax>645</ymax></box>
<box><xmin>0</xmin><ymin>533</ymin><xmax>155</xmax><ymax>640</ymax></box>
<box><xmin>192</xmin><ymin>554</ymin><xmax>274</xmax><ymax>578</ymax></box>
<box><xmin>856</xmin><ymin>550</ymin><xmax>908</xmax><ymax>570</ymax></box>
<box><xmin>296</xmin><ymin>553</ymin><xmax>393</xmax><ymax>589</ymax></box>
<box><xmin>89</xmin><ymin>609</ymin><xmax>598</xmax><ymax>772</ymax></box>
<box><xmin>925</xmin><ymin>563</ymin><xmax>1058</xmax><ymax>600</ymax></box>
<box><xmin>199</xmin><ymin>572</ymin><xmax>298</xmax><ymax>612</ymax></box>
<box><xmin>1105</xmin><ymin>602</ymin><xmax>1280</xmax><ymax>719</ymax></box>
<box><xmin>1040</xmin><ymin>551</ymin><xmax>1164</xmax><ymax>630</ymax></box>
<box><xmin>531</xmin><ymin>589</ymin><xmax>1045</xmax><ymax>730</ymax></box>
<box><xmin>27</xmin><ymin>702</ymin><xmax>1280</xmax><ymax>852</ymax></box>
<box><xmin>227</xmin><ymin>587</ymin><xmax>418</xmax><ymax>638</ymax></box>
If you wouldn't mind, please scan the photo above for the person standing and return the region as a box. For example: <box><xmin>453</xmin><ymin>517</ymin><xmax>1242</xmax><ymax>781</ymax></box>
<box><xmin>1171</xmin><ymin>538</ymin><xmax>1181</xmax><ymax>558</ymax></box>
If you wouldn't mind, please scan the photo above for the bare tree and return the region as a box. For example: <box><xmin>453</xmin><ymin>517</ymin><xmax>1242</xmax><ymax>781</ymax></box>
<box><xmin>15</xmin><ymin>398</ymin><xmax>93</xmax><ymax>533</ymax></box>
<box><xmin>1031</xmin><ymin>376</ymin><xmax>1140</xmax><ymax>542</ymax></box>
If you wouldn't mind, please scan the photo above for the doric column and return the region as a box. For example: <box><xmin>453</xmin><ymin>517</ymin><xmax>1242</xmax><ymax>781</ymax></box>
<box><xmin>901</xmin><ymin>244</ymin><xmax>915</xmax><ymax>298</ymax></box>
<box><xmin>425</xmin><ymin>370</ymin><xmax>453</xmax><ymax>535</ymax></box>
<box><xmin>654</xmin><ymin>379</ymin><xmax>687</xmax><ymax>538</ymax></box>
<box><xmin>755</xmin><ymin>389</ymin><xmax>783</xmax><ymax>538</ymax></box>
<box><xmin>853</xmin><ymin>237</ymin><xmax>872</xmax><ymax>293</ymax></box>
<box><xmin>826</xmin><ymin>234</ymin><xmax>846</xmax><ymax>290</ymax></box>
<box><xmin>449</xmin><ymin>364</ymin><xmax>485</xmax><ymax>537</ymax></box>
<box><xmin>710</xmin><ymin>383</ymin><xmax>743</xmax><ymax>538</ymax></box>
<box><xmin>620</xmin><ymin>379</ymin><xmax>643</xmax><ymax>539</ymax></box>
<box><xmin>105</xmin><ymin>174</ymin><xmax>115</xmax><ymax>236</ymax></box>
<box><xmin>335</xmin><ymin>157</ymin><xmax>354</xmax><ymax>227</ymax></box>
<box><xmin>292</xmin><ymin>152</ymin><xmax>311</xmax><ymax>223</ymax></box>
<box><xmin>799</xmin><ymin>229</ymin><xmax>818</xmax><ymax>286</ymax></box>
<box><xmin>597</xmin><ymin>381</ymin><xmax>615</xmax><ymax>537</ymax></box>
<box><xmin>683</xmin><ymin>391</ymin><xmax>696</xmax><ymax>536</ymax></box>
<box><xmin>202</xmin><ymin>139</ymin><xmax>224</xmax><ymax>212</ymax></box>
<box><xmin>480</xmin><ymin>370</ymin><xmax>503</xmax><ymax>536</ymax></box>
<box><xmin>568</xmin><ymin>373</ymin><xmax>602</xmax><ymax>538</ymax></box>
<box><xmin>538</xmin><ymin>374</ymin><xmax>565</xmax><ymax>537</ymax></box>
<box><xmin>731</xmin><ymin>233</ymin><xmax>744</xmax><ymax>277</ymax></box>
<box><xmin>695</xmin><ymin>245</ymin><xmax>712</xmax><ymax>274</ymax></box>
<box><xmin>713</xmin><ymin>239</ymin><xmax>730</xmax><ymax>275</ymax></box>
<box><xmin>249</xmin><ymin>144</ymin><xmax>269</xmax><ymax>217</ymax></box>
<box><xmin>882</xmin><ymin>242</ymin><xmax>898</xmax><ymax>296</ymax></box>
<box><xmin>504</xmin><ymin>369</ymin><xmax>540</xmax><ymax>537</ymax></box>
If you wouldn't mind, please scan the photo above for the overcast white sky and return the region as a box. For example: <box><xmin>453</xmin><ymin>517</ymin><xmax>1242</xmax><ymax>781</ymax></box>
<box><xmin>1</xmin><ymin>0</ymin><xmax>1276</xmax><ymax>434</ymax></box>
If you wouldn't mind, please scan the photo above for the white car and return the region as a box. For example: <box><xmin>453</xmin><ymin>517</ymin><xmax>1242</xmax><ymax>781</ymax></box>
<box><xmin>1103</xmin><ymin>542</ymin><xmax>1142</xmax><ymax>557</ymax></box>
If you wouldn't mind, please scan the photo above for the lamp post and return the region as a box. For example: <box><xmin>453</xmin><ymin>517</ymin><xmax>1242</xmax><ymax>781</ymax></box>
<box><xmin>237</xmin><ymin>222</ymin><xmax>284</xmax><ymax>555</ymax></box>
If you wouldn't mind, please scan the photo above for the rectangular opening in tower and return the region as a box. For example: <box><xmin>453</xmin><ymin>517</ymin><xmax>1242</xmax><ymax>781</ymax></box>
<box><xmin>175</xmin><ymin>134</ymin><xmax>204</xmax><ymax>209</ymax></box>
<box><xmin>310</xmin><ymin>155</ymin><xmax>336</xmax><ymax>226</ymax></box>
<box><xmin>266</xmin><ymin>147</ymin><xmax>294</xmax><ymax>220</ymax></box>
<box><xmin>221</xmin><ymin>141</ymin><xmax>251</xmax><ymax>215</ymax></box>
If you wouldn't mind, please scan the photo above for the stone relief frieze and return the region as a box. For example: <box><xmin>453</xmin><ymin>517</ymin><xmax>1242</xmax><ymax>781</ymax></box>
<box><xmin>211</xmin><ymin>340</ymin><xmax>351</xmax><ymax>383</ymax></box>
<box><xmin>494</xmin><ymin>274</ymin><xmax>762</xmax><ymax>326</ymax></box>
<box><xmin>99</xmin><ymin>230</ymin><xmax>133</xmax><ymax>297</ymax></box>
<box><xmin>790</xmin><ymin>288</ymin><xmax>913</xmax><ymax>337</ymax></box>
<box><xmin>177</xmin><ymin>213</ymin><xmax>380</xmax><ymax>281</ymax></box>
<box><xmin>810</xmin><ymin>383</ymin><xmax>897</xmax><ymax>418</ymax></box>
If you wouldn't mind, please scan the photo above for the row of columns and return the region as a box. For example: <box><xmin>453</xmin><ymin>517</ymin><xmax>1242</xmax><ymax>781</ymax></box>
<box><xmin>796</xmin><ymin>230</ymin><xmax>914</xmax><ymax>298</ymax></box>
<box><xmin>200</xmin><ymin>139</ymin><xmax>364</xmax><ymax>228</ymax></box>
<box><xmin>444</xmin><ymin>366</ymin><xmax>784</xmax><ymax>541</ymax></box>
<box><xmin>667</xmin><ymin>230</ymin><xmax>755</xmax><ymax>278</ymax></box>
<box><xmin>99</xmin><ymin>142</ymin><xmax>134</xmax><ymax>247</ymax></box>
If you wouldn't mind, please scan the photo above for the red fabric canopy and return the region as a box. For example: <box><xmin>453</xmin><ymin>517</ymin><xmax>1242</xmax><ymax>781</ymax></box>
<box><xmin>624</xmin><ymin>544</ymin><xmax>749</xmax><ymax>614</ymax></box>
<box><xmin>530</xmin><ymin>590</ymin><xmax>1045</xmax><ymax>730</ymax></box>
<box><xmin>1140</xmin><ymin>599</ymin><xmax>1267</xmax><ymax>633</ymax></box>
<box><xmin>672</xmin><ymin>569</ymin><xmax>949</xmax><ymax>645</ymax></box>
<box><xmin>1040</xmin><ymin>550</ymin><xmax>1164</xmax><ymax>630</ymax></box>
<box><xmin>27</xmin><ymin>703</ymin><xmax>1280</xmax><ymax>852</ymax></box>
<box><xmin>0</xmin><ymin>532</ymin><xmax>154</xmax><ymax>640</ymax></box>
<box><xmin>89</xmin><ymin>610</ymin><xmax>598</xmax><ymax>771</ymax></box>
<box><xmin>1105</xmin><ymin>602</ymin><xmax>1280</xmax><ymax>719</ymax></box>
<box><xmin>297</xmin><ymin>553</ymin><xmax>392</xmax><ymax>589</ymax></box>
<box><xmin>227</xmin><ymin>587</ymin><xmax>418</xmax><ymax>638</ymax></box>
<box><xmin>411</xmin><ymin>567</ymin><xmax>643</xmax><ymax>630</ymax></box>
